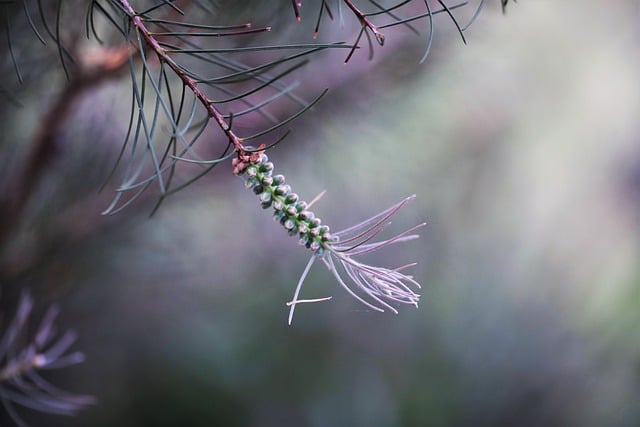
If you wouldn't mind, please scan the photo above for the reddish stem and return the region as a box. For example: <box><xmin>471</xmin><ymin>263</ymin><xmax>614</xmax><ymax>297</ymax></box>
<box><xmin>118</xmin><ymin>0</ymin><xmax>246</xmax><ymax>152</ymax></box>
<box><xmin>342</xmin><ymin>0</ymin><xmax>385</xmax><ymax>45</ymax></box>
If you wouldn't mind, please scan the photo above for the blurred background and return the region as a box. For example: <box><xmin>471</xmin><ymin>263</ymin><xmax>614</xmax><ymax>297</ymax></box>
<box><xmin>2</xmin><ymin>1</ymin><xmax>640</xmax><ymax>426</ymax></box>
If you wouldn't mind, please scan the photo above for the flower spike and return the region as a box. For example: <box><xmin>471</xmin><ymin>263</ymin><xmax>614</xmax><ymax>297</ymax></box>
<box><xmin>234</xmin><ymin>148</ymin><xmax>424</xmax><ymax>324</ymax></box>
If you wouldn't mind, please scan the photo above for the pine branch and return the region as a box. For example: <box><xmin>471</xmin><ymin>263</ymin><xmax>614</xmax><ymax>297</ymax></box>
<box><xmin>0</xmin><ymin>292</ymin><xmax>94</xmax><ymax>425</ymax></box>
<box><xmin>118</xmin><ymin>0</ymin><xmax>245</xmax><ymax>151</ymax></box>
<box><xmin>101</xmin><ymin>0</ymin><xmax>352</xmax><ymax>213</ymax></box>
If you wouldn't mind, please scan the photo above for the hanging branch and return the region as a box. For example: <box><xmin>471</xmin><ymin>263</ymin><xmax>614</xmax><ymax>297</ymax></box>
<box><xmin>102</xmin><ymin>0</ymin><xmax>351</xmax><ymax>214</ymax></box>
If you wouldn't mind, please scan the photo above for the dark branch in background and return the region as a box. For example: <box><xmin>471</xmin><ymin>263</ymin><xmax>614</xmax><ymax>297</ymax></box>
<box><xmin>0</xmin><ymin>0</ymin><xmax>191</xmax><ymax>259</ymax></box>
<box><xmin>0</xmin><ymin>45</ymin><xmax>133</xmax><ymax>247</ymax></box>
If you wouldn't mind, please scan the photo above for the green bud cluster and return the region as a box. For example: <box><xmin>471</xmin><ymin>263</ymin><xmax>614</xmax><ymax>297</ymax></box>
<box><xmin>235</xmin><ymin>152</ymin><xmax>334</xmax><ymax>254</ymax></box>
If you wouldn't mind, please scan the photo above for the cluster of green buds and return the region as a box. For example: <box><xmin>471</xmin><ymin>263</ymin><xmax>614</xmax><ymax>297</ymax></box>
<box><xmin>233</xmin><ymin>147</ymin><xmax>423</xmax><ymax>325</ymax></box>
<box><xmin>233</xmin><ymin>149</ymin><xmax>335</xmax><ymax>255</ymax></box>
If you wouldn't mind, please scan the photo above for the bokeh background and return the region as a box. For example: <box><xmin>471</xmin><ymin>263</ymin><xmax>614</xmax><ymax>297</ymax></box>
<box><xmin>2</xmin><ymin>1</ymin><xmax>640</xmax><ymax>426</ymax></box>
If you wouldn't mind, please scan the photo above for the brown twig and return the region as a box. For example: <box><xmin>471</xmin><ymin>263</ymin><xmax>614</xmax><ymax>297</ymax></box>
<box><xmin>118</xmin><ymin>0</ymin><xmax>249</xmax><ymax>154</ymax></box>
<box><xmin>342</xmin><ymin>0</ymin><xmax>385</xmax><ymax>45</ymax></box>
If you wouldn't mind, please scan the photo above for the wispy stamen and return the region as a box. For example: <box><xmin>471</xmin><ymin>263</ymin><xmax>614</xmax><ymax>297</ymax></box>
<box><xmin>235</xmin><ymin>148</ymin><xmax>423</xmax><ymax>324</ymax></box>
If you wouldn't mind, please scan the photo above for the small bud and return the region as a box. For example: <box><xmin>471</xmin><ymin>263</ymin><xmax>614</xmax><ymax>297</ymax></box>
<box><xmin>273</xmin><ymin>200</ymin><xmax>284</xmax><ymax>211</ymax></box>
<box><xmin>275</xmin><ymin>185</ymin><xmax>291</xmax><ymax>196</ymax></box>
<box><xmin>259</xmin><ymin>162</ymin><xmax>274</xmax><ymax>173</ymax></box>
<box><xmin>272</xmin><ymin>174</ymin><xmax>285</xmax><ymax>185</ymax></box>
<box><xmin>298</xmin><ymin>210</ymin><xmax>314</xmax><ymax>222</ymax></box>
<box><xmin>245</xmin><ymin>177</ymin><xmax>258</xmax><ymax>189</ymax></box>
<box><xmin>286</xmin><ymin>205</ymin><xmax>297</xmax><ymax>216</ymax></box>
<box><xmin>259</xmin><ymin>192</ymin><xmax>272</xmax><ymax>203</ymax></box>
<box><xmin>261</xmin><ymin>175</ymin><xmax>274</xmax><ymax>186</ymax></box>
<box><xmin>285</xmin><ymin>193</ymin><xmax>299</xmax><ymax>204</ymax></box>
<box><xmin>246</xmin><ymin>165</ymin><xmax>258</xmax><ymax>177</ymax></box>
<box><xmin>252</xmin><ymin>184</ymin><xmax>264</xmax><ymax>195</ymax></box>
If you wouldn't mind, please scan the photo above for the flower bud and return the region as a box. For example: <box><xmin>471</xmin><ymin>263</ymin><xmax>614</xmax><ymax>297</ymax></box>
<box><xmin>259</xmin><ymin>162</ymin><xmax>274</xmax><ymax>173</ymax></box>
<box><xmin>275</xmin><ymin>184</ymin><xmax>291</xmax><ymax>196</ymax></box>
<box><xmin>259</xmin><ymin>192</ymin><xmax>272</xmax><ymax>203</ymax></box>
<box><xmin>285</xmin><ymin>193</ymin><xmax>299</xmax><ymax>204</ymax></box>
<box><xmin>298</xmin><ymin>210</ymin><xmax>314</xmax><ymax>222</ymax></box>
<box><xmin>286</xmin><ymin>205</ymin><xmax>297</xmax><ymax>216</ymax></box>
<box><xmin>245</xmin><ymin>177</ymin><xmax>258</xmax><ymax>189</ymax></box>
<box><xmin>284</xmin><ymin>218</ymin><xmax>296</xmax><ymax>231</ymax></box>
